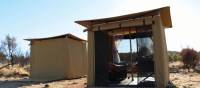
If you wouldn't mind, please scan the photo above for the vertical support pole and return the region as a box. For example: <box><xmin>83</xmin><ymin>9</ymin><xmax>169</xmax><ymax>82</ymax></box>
<box><xmin>87</xmin><ymin>31</ymin><xmax>95</xmax><ymax>87</ymax></box>
<box><xmin>135</xmin><ymin>28</ymin><xmax>139</xmax><ymax>84</ymax></box>
<box><xmin>129</xmin><ymin>29</ymin><xmax>134</xmax><ymax>81</ymax></box>
<box><xmin>152</xmin><ymin>15</ymin><xmax>169</xmax><ymax>88</ymax></box>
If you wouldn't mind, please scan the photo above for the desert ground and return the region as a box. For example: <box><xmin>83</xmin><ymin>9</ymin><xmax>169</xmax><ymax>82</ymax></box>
<box><xmin>0</xmin><ymin>77</ymin><xmax>86</xmax><ymax>88</ymax></box>
<box><xmin>169</xmin><ymin>61</ymin><xmax>200</xmax><ymax>88</ymax></box>
<box><xmin>0</xmin><ymin>64</ymin><xmax>86</xmax><ymax>88</ymax></box>
<box><xmin>0</xmin><ymin>62</ymin><xmax>200</xmax><ymax>88</ymax></box>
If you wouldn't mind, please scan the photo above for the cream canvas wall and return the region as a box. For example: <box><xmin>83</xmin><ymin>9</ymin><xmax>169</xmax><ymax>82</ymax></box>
<box><xmin>67</xmin><ymin>38</ymin><xmax>87</xmax><ymax>78</ymax></box>
<box><xmin>30</xmin><ymin>37</ymin><xmax>87</xmax><ymax>81</ymax></box>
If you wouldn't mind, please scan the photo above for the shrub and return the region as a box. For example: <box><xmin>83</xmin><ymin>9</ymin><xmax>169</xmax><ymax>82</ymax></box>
<box><xmin>180</xmin><ymin>48</ymin><xmax>199</xmax><ymax>70</ymax></box>
<box><xmin>168</xmin><ymin>51</ymin><xmax>182</xmax><ymax>62</ymax></box>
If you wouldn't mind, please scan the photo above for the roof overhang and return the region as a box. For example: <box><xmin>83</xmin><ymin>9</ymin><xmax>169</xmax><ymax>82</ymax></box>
<box><xmin>75</xmin><ymin>6</ymin><xmax>172</xmax><ymax>29</ymax></box>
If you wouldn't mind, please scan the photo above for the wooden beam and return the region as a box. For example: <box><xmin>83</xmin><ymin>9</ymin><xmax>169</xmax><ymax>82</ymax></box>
<box><xmin>90</xmin><ymin>16</ymin><xmax>153</xmax><ymax>31</ymax></box>
<box><xmin>107</xmin><ymin>25</ymin><xmax>152</xmax><ymax>36</ymax></box>
<box><xmin>121</xmin><ymin>18</ymin><xmax>143</xmax><ymax>28</ymax></box>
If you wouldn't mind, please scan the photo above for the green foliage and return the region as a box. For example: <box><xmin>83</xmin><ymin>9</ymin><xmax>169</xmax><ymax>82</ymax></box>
<box><xmin>168</xmin><ymin>51</ymin><xmax>182</xmax><ymax>62</ymax></box>
<box><xmin>180</xmin><ymin>48</ymin><xmax>199</xmax><ymax>69</ymax></box>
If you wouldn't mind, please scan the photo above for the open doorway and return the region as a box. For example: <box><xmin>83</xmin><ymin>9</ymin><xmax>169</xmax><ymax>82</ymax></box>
<box><xmin>107</xmin><ymin>26</ymin><xmax>155</xmax><ymax>87</ymax></box>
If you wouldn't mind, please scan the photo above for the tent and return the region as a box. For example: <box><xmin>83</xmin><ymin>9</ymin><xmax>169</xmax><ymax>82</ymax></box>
<box><xmin>25</xmin><ymin>33</ymin><xmax>87</xmax><ymax>81</ymax></box>
<box><xmin>76</xmin><ymin>6</ymin><xmax>172</xmax><ymax>88</ymax></box>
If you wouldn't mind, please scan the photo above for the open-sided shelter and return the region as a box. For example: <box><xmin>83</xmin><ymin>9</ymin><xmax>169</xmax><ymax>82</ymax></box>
<box><xmin>25</xmin><ymin>33</ymin><xmax>87</xmax><ymax>81</ymax></box>
<box><xmin>76</xmin><ymin>7</ymin><xmax>172</xmax><ymax>88</ymax></box>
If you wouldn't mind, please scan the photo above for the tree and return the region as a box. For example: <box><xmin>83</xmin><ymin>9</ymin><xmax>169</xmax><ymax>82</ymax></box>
<box><xmin>13</xmin><ymin>50</ymin><xmax>30</xmax><ymax>67</ymax></box>
<box><xmin>180</xmin><ymin>48</ymin><xmax>199</xmax><ymax>71</ymax></box>
<box><xmin>0</xmin><ymin>46</ymin><xmax>5</xmax><ymax>62</ymax></box>
<box><xmin>1</xmin><ymin>35</ymin><xmax>17</xmax><ymax>66</ymax></box>
<box><xmin>0</xmin><ymin>52</ymin><xmax>5</xmax><ymax>62</ymax></box>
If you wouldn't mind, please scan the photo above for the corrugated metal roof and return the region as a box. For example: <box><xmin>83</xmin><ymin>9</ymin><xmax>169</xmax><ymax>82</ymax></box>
<box><xmin>25</xmin><ymin>33</ymin><xmax>86</xmax><ymax>41</ymax></box>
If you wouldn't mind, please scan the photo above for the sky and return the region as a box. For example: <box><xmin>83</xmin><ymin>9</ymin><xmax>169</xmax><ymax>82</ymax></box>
<box><xmin>0</xmin><ymin>0</ymin><xmax>200</xmax><ymax>53</ymax></box>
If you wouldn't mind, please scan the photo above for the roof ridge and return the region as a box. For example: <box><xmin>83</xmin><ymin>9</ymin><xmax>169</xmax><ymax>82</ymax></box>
<box><xmin>24</xmin><ymin>33</ymin><xmax>86</xmax><ymax>41</ymax></box>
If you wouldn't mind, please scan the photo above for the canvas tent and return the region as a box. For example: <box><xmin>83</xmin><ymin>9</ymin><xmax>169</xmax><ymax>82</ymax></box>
<box><xmin>76</xmin><ymin>6</ymin><xmax>172</xmax><ymax>88</ymax></box>
<box><xmin>25</xmin><ymin>33</ymin><xmax>87</xmax><ymax>81</ymax></box>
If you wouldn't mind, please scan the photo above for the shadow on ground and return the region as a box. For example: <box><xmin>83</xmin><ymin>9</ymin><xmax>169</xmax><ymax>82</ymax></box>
<box><xmin>0</xmin><ymin>78</ymin><xmax>54</xmax><ymax>88</ymax></box>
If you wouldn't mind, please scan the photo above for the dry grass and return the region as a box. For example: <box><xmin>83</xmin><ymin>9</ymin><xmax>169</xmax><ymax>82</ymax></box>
<box><xmin>0</xmin><ymin>64</ymin><xmax>29</xmax><ymax>77</ymax></box>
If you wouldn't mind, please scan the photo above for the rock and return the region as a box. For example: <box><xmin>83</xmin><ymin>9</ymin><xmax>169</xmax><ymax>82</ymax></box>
<box><xmin>195</xmin><ymin>65</ymin><xmax>200</xmax><ymax>73</ymax></box>
<box><xmin>170</xmin><ymin>67</ymin><xmax>179</xmax><ymax>73</ymax></box>
<box><xmin>44</xmin><ymin>84</ymin><xmax>49</xmax><ymax>88</ymax></box>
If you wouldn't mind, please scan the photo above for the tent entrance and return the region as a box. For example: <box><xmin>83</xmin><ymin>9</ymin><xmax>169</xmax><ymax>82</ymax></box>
<box><xmin>94</xmin><ymin>25</ymin><xmax>156</xmax><ymax>87</ymax></box>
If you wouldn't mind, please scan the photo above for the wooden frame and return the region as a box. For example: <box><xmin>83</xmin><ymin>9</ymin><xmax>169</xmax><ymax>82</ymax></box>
<box><xmin>152</xmin><ymin>15</ymin><xmax>169</xmax><ymax>87</ymax></box>
<box><xmin>91</xmin><ymin>16</ymin><xmax>153</xmax><ymax>31</ymax></box>
<box><xmin>76</xmin><ymin>6</ymin><xmax>172</xmax><ymax>88</ymax></box>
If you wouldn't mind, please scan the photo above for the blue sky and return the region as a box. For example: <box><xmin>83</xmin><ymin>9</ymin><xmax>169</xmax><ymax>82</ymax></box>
<box><xmin>0</xmin><ymin>0</ymin><xmax>200</xmax><ymax>53</ymax></box>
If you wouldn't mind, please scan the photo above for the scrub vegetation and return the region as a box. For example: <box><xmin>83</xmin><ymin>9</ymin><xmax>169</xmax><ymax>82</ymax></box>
<box><xmin>0</xmin><ymin>35</ymin><xmax>30</xmax><ymax>68</ymax></box>
<box><xmin>169</xmin><ymin>48</ymin><xmax>200</xmax><ymax>88</ymax></box>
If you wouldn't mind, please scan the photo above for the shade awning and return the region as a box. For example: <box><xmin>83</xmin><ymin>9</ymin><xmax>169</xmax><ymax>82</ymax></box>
<box><xmin>75</xmin><ymin>6</ymin><xmax>172</xmax><ymax>28</ymax></box>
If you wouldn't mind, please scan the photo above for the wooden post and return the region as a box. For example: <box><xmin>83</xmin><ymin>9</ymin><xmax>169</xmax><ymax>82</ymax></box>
<box><xmin>87</xmin><ymin>31</ymin><xmax>95</xmax><ymax>86</ymax></box>
<box><xmin>152</xmin><ymin>15</ymin><xmax>169</xmax><ymax>88</ymax></box>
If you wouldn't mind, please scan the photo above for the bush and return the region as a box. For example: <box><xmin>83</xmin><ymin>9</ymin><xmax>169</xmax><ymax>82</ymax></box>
<box><xmin>180</xmin><ymin>48</ymin><xmax>199</xmax><ymax>70</ymax></box>
<box><xmin>168</xmin><ymin>51</ymin><xmax>182</xmax><ymax>62</ymax></box>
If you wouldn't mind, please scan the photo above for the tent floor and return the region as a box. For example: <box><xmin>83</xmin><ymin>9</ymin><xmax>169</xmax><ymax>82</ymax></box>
<box><xmin>119</xmin><ymin>76</ymin><xmax>155</xmax><ymax>85</ymax></box>
<box><xmin>87</xmin><ymin>81</ymin><xmax>176</xmax><ymax>88</ymax></box>
<box><xmin>88</xmin><ymin>77</ymin><xmax>156</xmax><ymax>88</ymax></box>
